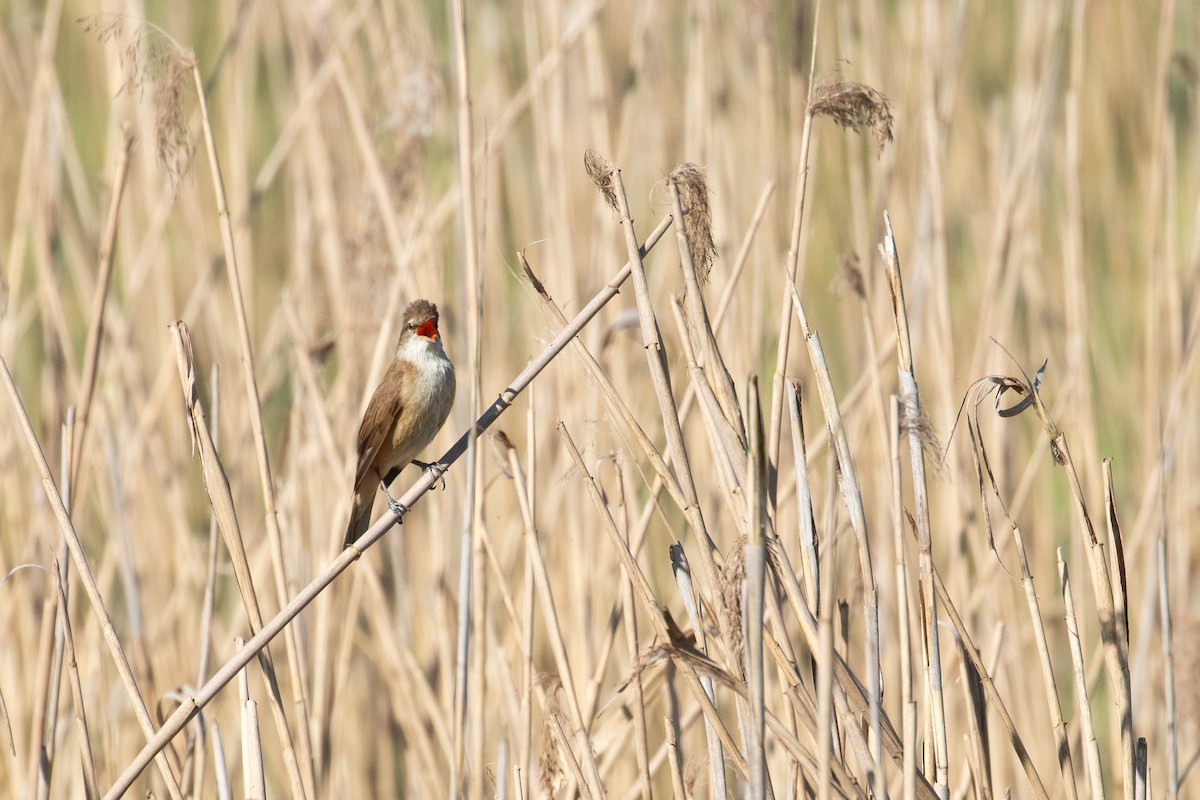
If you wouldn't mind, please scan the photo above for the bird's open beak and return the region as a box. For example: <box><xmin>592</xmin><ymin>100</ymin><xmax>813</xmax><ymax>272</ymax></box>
<box><xmin>416</xmin><ymin>317</ymin><xmax>439</xmax><ymax>340</ymax></box>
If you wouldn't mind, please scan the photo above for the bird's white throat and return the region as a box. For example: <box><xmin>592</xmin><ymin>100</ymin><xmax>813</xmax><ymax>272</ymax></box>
<box><xmin>400</xmin><ymin>335</ymin><xmax>454</xmax><ymax>398</ymax></box>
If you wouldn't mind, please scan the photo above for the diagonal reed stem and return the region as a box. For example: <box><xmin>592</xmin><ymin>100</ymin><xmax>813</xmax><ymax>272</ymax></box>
<box><xmin>100</xmin><ymin>213</ymin><xmax>674</xmax><ymax>800</ymax></box>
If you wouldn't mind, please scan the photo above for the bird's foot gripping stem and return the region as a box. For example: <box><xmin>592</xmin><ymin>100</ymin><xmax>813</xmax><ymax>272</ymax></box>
<box><xmin>412</xmin><ymin>459</ymin><xmax>446</xmax><ymax>490</ymax></box>
<box><xmin>384</xmin><ymin>492</ymin><xmax>410</xmax><ymax>525</ymax></box>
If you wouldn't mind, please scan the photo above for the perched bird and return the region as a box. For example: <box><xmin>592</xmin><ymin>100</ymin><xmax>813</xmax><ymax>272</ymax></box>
<box><xmin>344</xmin><ymin>299</ymin><xmax>456</xmax><ymax>548</ymax></box>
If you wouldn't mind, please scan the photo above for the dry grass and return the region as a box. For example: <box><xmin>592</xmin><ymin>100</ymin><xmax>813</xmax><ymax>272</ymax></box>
<box><xmin>1</xmin><ymin>1</ymin><xmax>1198</xmax><ymax>798</ymax></box>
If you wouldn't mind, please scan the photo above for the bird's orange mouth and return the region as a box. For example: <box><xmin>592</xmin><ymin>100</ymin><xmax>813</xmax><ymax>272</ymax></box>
<box><xmin>416</xmin><ymin>317</ymin><xmax>438</xmax><ymax>340</ymax></box>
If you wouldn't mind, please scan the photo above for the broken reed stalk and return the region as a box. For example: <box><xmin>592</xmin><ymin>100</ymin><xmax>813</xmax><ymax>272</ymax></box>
<box><xmin>1011</xmin><ymin>523</ymin><xmax>1079</xmax><ymax>800</ymax></box>
<box><xmin>236</xmin><ymin>637</ymin><xmax>266</xmax><ymax>799</ymax></box>
<box><xmin>788</xmin><ymin>283</ymin><xmax>883</xmax><ymax>797</ymax></box>
<box><xmin>190</xmin><ymin>366</ymin><xmax>220</xmax><ymax>800</ymax></box>
<box><xmin>190</xmin><ymin>55</ymin><xmax>315</xmax><ymax>800</ymax></box>
<box><xmin>1027</xmin><ymin>381</ymin><xmax>1132</xmax><ymax>800</ymax></box>
<box><xmin>0</xmin><ymin>356</ymin><xmax>187</xmax><ymax>800</ymax></box>
<box><xmin>879</xmin><ymin>210</ymin><xmax>950</xmax><ymax>795</ymax></box>
<box><xmin>100</xmin><ymin>214</ymin><xmax>674</xmax><ymax>800</ymax></box>
<box><xmin>1059</xmin><ymin>550</ymin><xmax>1105</xmax><ymax>800</ymax></box>
<box><xmin>167</xmin><ymin>321</ymin><xmax>308</xmax><ymax>798</ymax></box>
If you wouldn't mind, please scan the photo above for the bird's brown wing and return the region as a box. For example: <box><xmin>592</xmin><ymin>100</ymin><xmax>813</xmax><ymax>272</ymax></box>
<box><xmin>353</xmin><ymin>361</ymin><xmax>406</xmax><ymax>489</ymax></box>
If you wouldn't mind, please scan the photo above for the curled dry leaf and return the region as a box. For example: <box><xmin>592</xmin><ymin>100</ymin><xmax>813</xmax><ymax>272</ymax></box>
<box><xmin>947</xmin><ymin>355</ymin><xmax>1049</xmax><ymax>562</ymax></box>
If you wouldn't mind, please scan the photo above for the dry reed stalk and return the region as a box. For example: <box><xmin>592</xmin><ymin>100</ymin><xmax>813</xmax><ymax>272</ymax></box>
<box><xmin>664</xmin><ymin>712</ymin><xmax>687</xmax><ymax>800</ymax></box>
<box><xmin>211</xmin><ymin>720</ymin><xmax>231</xmax><ymax>799</ymax></box>
<box><xmin>52</xmin><ymin>558</ymin><xmax>98</xmax><ymax>800</ymax></box>
<box><xmin>517</xmin><ymin>248</ymin><xmax>688</xmax><ymax>512</ymax></box>
<box><xmin>0</xmin><ymin>356</ymin><xmax>186</xmax><ymax>799</ymax></box>
<box><xmin>1010</xmin><ymin>522</ymin><xmax>1077</xmax><ymax>800</ymax></box>
<box><xmin>668</xmin><ymin>175</ymin><xmax>746</xmax><ymax>474</ymax></box>
<box><xmin>1157</xmin><ymin>487</ymin><xmax>1178</xmax><ymax>800</ymax></box>
<box><xmin>520</xmin><ymin>530</ymin><xmax>535</xmax><ymax>799</ymax></box>
<box><xmin>1023</xmin><ymin>379</ymin><xmax>1132</xmax><ymax>800</ymax></box>
<box><xmin>189</xmin><ymin>47</ymin><xmax>316</xmax><ymax>799</ymax></box>
<box><xmin>614</xmin><ymin>460</ymin><xmax>653</xmax><ymax>799</ymax></box>
<box><xmin>609</xmin><ymin>161</ymin><xmax>732</xmax><ymax>664</ymax></box>
<box><xmin>1</xmin><ymin>0</ymin><xmax>62</xmax><ymax>330</ymax></box>
<box><xmin>669</xmin><ymin>169</ymin><xmax>740</xmax><ymax>440</ymax></box>
<box><xmin>167</xmin><ymin>321</ymin><xmax>304</xmax><ymax>792</ymax></box>
<box><xmin>195</xmin><ymin>364</ymin><xmax>220</xmax><ymax>681</ymax></box>
<box><xmin>236</xmin><ymin>638</ymin><xmax>266</xmax><ymax>799</ymax></box>
<box><xmin>68</xmin><ymin>126</ymin><xmax>134</xmax><ymax>490</ymax></box>
<box><xmin>815</xmin><ymin>475</ymin><xmax>835</xmax><ymax>800</ymax></box>
<box><xmin>28</xmin><ymin>418</ymin><xmax>73</xmax><ymax>800</ymax></box>
<box><xmin>930</xmin><ymin>565</ymin><xmax>1050</xmax><ymax>800</ymax></box>
<box><xmin>879</xmin><ymin>211</ymin><xmax>950</xmax><ymax>796</ymax></box>
<box><xmin>496</xmin><ymin>434</ymin><xmax>589</xmax><ymax>742</ymax></box>
<box><xmin>788</xmin><ymin>283</ymin><xmax>883</xmax><ymax>796</ymax></box>
<box><xmin>774</xmin><ymin>390</ymin><xmax>934</xmax><ymax>797</ymax></box>
<box><xmin>957</xmin><ymin>705</ymin><xmax>989</xmax><ymax>800</ymax></box>
<box><xmin>744</xmin><ymin>377</ymin><xmax>768</xmax><ymax>800</ymax></box>
<box><xmin>786</xmin><ymin>382</ymin><xmax>819</xmax><ymax>609</ymax></box>
<box><xmin>355</xmin><ymin>565</ymin><xmax>453</xmax><ymax>786</ymax></box>
<box><xmin>557</xmin><ymin>422</ymin><xmax>753</xmax><ymax>784</ymax></box>
<box><xmin>1059</xmin><ymin>549</ymin><xmax>1105</xmax><ymax>800</ymax></box>
<box><xmin>889</xmin><ymin>396</ymin><xmax>917</xmax><ymax>800</ymax></box>
<box><xmin>765</xmin><ymin>0</ymin><xmax>821</xmax><ymax>500</ymax></box>
<box><xmin>667</xmin><ymin>297</ymin><xmax>747</xmax><ymax>528</ymax></box>
<box><xmin>669</xmin><ymin>545</ymin><xmax>729</xmax><ymax>799</ymax></box>
<box><xmin>330</xmin><ymin>58</ymin><xmax>417</xmax><ymax>296</ymax></box>
<box><xmin>103</xmin><ymin>209</ymin><xmax>674</xmax><ymax>798</ymax></box>
<box><xmin>546</xmin><ymin>712</ymin><xmax>591</xmax><ymax>799</ymax></box>
<box><xmin>447</xmin><ymin>0</ymin><xmax>484</xmax><ymax>791</ymax></box>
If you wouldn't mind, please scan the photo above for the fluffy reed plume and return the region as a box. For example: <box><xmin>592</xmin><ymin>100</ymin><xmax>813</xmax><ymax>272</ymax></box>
<box><xmin>583</xmin><ymin>148</ymin><xmax>618</xmax><ymax>212</ymax></box>
<box><xmin>80</xmin><ymin>14</ymin><xmax>195</xmax><ymax>183</ymax></box>
<box><xmin>811</xmin><ymin>77</ymin><xmax>894</xmax><ymax>152</ymax></box>
<box><xmin>669</xmin><ymin>163</ymin><xmax>717</xmax><ymax>282</ymax></box>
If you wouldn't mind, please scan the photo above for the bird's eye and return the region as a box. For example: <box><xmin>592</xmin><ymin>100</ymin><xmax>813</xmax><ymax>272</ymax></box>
<box><xmin>406</xmin><ymin>322</ymin><xmax>417</xmax><ymax>330</ymax></box>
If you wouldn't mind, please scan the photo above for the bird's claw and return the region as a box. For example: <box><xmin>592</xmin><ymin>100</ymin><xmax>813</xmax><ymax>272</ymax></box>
<box><xmin>385</xmin><ymin>494</ymin><xmax>409</xmax><ymax>525</ymax></box>
<box><xmin>412</xmin><ymin>459</ymin><xmax>447</xmax><ymax>490</ymax></box>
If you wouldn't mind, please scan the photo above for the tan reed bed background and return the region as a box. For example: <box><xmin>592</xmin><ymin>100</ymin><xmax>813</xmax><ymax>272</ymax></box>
<box><xmin>1</xmin><ymin>0</ymin><xmax>1198</xmax><ymax>797</ymax></box>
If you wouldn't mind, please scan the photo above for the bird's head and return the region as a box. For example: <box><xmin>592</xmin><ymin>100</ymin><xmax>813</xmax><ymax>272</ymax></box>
<box><xmin>397</xmin><ymin>299</ymin><xmax>442</xmax><ymax>355</ymax></box>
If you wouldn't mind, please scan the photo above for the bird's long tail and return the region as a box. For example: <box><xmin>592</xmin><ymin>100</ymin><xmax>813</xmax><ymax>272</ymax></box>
<box><xmin>343</xmin><ymin>496</ymin><xmax>373</xmax><ymax>548</ymax></box>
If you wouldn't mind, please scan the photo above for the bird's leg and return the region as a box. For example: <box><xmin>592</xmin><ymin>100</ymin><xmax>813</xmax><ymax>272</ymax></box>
<box><xmin>412</xmin><ymin>459</ymin><xmax>446</xmax><ymax>490</ymax></box>
<box><xmin>377</xmin><ymin>470</ymin><xmax>409</xmax><ymax>524</ymax></box>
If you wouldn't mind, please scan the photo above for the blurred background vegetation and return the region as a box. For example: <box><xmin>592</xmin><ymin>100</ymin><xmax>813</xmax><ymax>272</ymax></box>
<box><xmin>1</xmin><ymin>0</ymin><xmax>1197</xmax><ymax>797</ymax></box>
